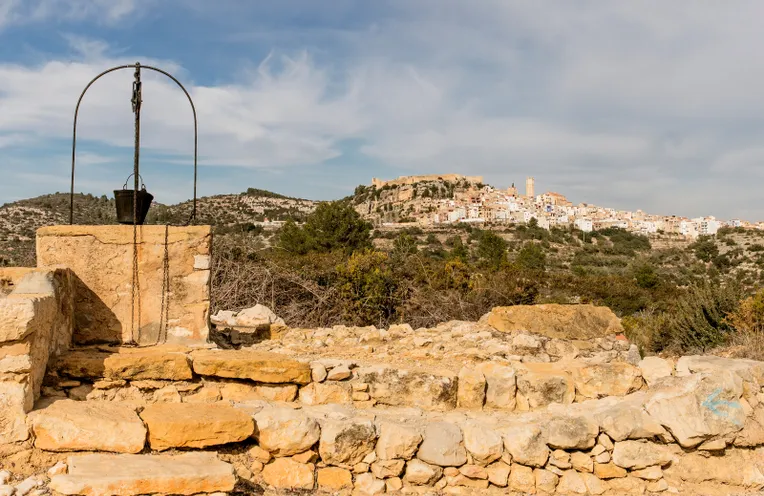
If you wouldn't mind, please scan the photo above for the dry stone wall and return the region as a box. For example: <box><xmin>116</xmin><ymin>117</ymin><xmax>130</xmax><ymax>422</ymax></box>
<box><xmin>36</xmin><ymin>225</ymin><xmax>211</xmax><ymax>346</ymax></box>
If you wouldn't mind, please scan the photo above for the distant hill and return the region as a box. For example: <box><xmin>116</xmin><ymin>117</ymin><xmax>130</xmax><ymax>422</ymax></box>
<box><xmin>0</xmin><ymin>189</ymin><xmax>319</xmax><ymax>266</ymax></box>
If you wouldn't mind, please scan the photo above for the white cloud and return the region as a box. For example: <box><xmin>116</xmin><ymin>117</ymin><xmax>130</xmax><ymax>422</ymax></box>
<box><xmin>0</xmin><ymin>0</ymin><xmax>143</xmax><ymax>29</ymax></box>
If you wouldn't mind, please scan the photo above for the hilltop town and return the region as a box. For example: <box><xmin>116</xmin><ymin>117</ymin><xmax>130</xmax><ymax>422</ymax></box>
<box><xmin>356</xmin><ymin>174</ymin><xmax>755</xmax><ymax>239</ymax></box>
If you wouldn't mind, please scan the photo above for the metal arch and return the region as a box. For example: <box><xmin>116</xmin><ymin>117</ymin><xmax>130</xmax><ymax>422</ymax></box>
<box><xmin>69</xmin><ymin>62</ymin><xmax>198</xmax><ymax>224</ymax></box>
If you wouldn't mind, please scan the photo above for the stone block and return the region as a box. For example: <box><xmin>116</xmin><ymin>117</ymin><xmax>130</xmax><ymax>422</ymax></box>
<box><xmin>191</xmin><ymin>349</ymin><xmax>311</xmax><ymax>384</ymax></box>
<box><xmin>55</xmin><ymin>348</ymin><xmax>192</xmax><ymax>381</ymax></box>
<box><xmin>140</xmin><ymin>403</ymin><xmax>254</xmax><ymax>450</ymax></box>
<box><xmin>356</xmin><ymin>365</ymin><xmax>457</xmax><ymax>411</ymax></box>
<box><xmin>485</xmin><ymin>304</ymin><xmax>623</xmax><ymax>339</ymax></box>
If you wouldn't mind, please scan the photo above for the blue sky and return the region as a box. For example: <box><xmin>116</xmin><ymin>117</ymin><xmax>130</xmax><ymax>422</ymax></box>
<box><xmin>2</xmin><ymin>1</ymin><xmax>764</xmax><ymax>220</ymax></box>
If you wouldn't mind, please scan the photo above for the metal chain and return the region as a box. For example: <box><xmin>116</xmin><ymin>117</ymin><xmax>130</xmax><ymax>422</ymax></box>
<box><xmin>131</xmin><ymin>63</ymin><xmax>142</xmax><ymax>345</ymax></box>
<box><xmin>158</xmin><ymin>224</ymin><xmax>170</xmax><ymax>345</ymax></box>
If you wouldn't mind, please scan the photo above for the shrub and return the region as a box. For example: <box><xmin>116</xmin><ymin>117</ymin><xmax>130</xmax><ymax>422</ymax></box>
<box><xmin>278</xmin><ymin>201</ymin><xmax>371</xmax><ymax>254</ymax></box>
<box><xmin>477</xmin><ymin>231</ymin><xmax>508</xmax><ymax>269</ymax></box>
<box><xmin>516</xmin><ymin>243</ymin><xmax>546</xmax><ymax>271</ymax></box>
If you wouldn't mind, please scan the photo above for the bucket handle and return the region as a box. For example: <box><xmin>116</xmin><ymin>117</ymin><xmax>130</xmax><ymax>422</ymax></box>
<box><xmin>122</xmin><ymin>173</ymin><xmax>147</xmax><ymax>191</ymax></box>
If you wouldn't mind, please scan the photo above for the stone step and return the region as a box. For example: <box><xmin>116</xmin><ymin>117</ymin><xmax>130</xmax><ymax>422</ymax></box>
<box><xmin>49</xmin><ymin>453</ymin><xmax>235</xmax><ymax>495</ymax></box>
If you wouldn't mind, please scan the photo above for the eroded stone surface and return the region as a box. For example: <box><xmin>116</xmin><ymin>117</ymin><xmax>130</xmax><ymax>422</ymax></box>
<box><xmin>355</xmin><ymin>366</ymin><xmax>457</xmax><ymax>411</ymax></box>
<box><xmin>191</xmin><ymin>349</ymin><xmax>310</xmax><ymax>384</ymax></box>
<box><xmin>253</xmin><ymin>406</ymin><xmax>320</xmax><ymax>456</ymax></box>
<box><xmin>55</xmin><ymin>349</ymin><xmax>192</xmax><ymax>381</ymax></box>
<box><xmin>485</xmin><ymin>304</ymin><xmax>623</xmax><ymax>339</ymax></box>
<box><xmin>140</xmin><ymin>403</ymin><xmax>254</xmax><ymax>450</ymax></box>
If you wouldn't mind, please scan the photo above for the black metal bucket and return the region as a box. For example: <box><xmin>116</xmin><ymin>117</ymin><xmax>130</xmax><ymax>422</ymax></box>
<box><xmin>114</xmin><ymin>188</ymin><xmax>154</xmax><ymax>225</ymax></box>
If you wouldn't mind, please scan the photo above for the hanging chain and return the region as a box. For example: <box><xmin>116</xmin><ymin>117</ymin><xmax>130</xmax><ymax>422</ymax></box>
<box><xmin>158</xmin><ymin>224</ymin><xmax>171</xmax><ymax>345</ymax></box>
<box><xmin>131</xmin><ymin>62</ymin><xmax>142</xmax><ymax>345</ymax></box>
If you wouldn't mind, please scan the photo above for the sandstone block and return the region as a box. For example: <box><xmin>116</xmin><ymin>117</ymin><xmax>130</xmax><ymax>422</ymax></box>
<box><xmin>668</xmin><ymin>449</ymin><xmax>764</xmax><ymax>488</ymax></box>
<box><xmin>509</xmin><ymin>463</ymin><xmax>535</xmax><ymax>493</ymax></box>
<box><xmin>534</xmin><ymin>468</ymin><xmax>559</xmax><ymax>494</ymax></box>
<box><xmin>261</xmin><ymin>458</ymin><xmax>314</xmax><ymax>490</ymax></box>
<box><xmin>0</xmin><ymin>381</ymin><xmax>30</xmax><ymax>444</ymax></box>
<box><xmin>319</xmin><ymin>418</ymin><xmax>377</xmax><ymax>465</ymax></box>
<box><xmin>140</xmin><ymin>403</ymin><xmax>254</xmax><ymax>450</ymax></box>
<box><xmin>456</xmin><ymin>367</ymin><xmax>485</xmax><ymax>408</ymax></box>
<box><xmin>593</xmin><ymin>462</ymin><xmax>627</xmax><ymax>479</ymax></box>
<box><xmin>253</xmin><ymin>406</ymin><xmax>320</xmax><ymax>456</ymax></box>
<box><xmin>546</xmin><ymin>415</ymin><xmax>599</xmax><ymax>450</ymax></box>
<box><xmin>403</xmin><ymin>459</ymin><xmax>443</xmax><ymax>485</ymax></box>
<box><xmin>574</xmin><ymin>363</ymin><xmax>643</xmax><ymax>399</ymax></box>
<box><xmin>417</xmin><ymin>422</ymin><xmax>467</xmax><ymax>467</ymax></box>
<box><xmin>569</xmin><ymin>451</ymin><xmax>593</xmax><ymax>473</ymax></box>
<box><xmin>461</xmin><ymin>421</ymin><xmax>503</xmax><ymax>466</ymax></box>
<box><xmin>485</xmin><ymin>304</ymin><xmax>623</xmax><ymax>339</ymax></box>
<box><xmin>48</xmin><ymin>452</ymin><xmax>235</xmax><ymax>495</ymax></box>
<box><xmin>55</xmin><ymin>349</ymin><xmax>192</xmax><ymax>381</ymax></box>
<box><xmin>375</xmin><ymin>421</ymin><xmax>422</xmax><ymax>460</ymax></box>
<box><xmin>638</xmin><ymin>357</ymin><xmax>673</xmax><ymax>387</ymax></box>
<box><xmin>515</xmin><ymin>363</ymin><xmax>575</xmax><ymax>409</ymax></box>
<box><xmin>611</xmin><ymin>441</ymin><xmax>675</xmax><ymax>470</ymax></box>
<box><xmin>485</xmin><ymin>461</ymin><xmax>510</xmax><ymax>487</ymax></box>
<box><xmin>475</xmin><ymin>362</ymin><xmax>516</xmax><ymax>410</ymax></box>
<box><xmin>371</xmin><ymin>459</ymin><xmax>405</xmax><ymax>478</ymax></box>
<box><xmin>556</xmin><ymin>470</ymin><xmax>588</xmax><ymax>494</ymax></box>
<box><xmin>191</xmin><ymin>349</ymin><xmax>310</xmax><ymax>384</ymax></box>
<box><xmin>317</xmin><ymin>467</ymin><xmax>352</xmax><ymax>490</ymax></box>
<box><xmin>220</xmin><ymin>382</ymin><xmax>297</xmax><ymax>402</ymax></box>
<box><xmin>29</xmin><ymin>399</ymin><xmax>146</xmax><ymax>453</ymax></box>
<box><xmin>356</xmin><ymin>365</ymin><xmax>458</xmax><ymax>411</ymax></box>
<box><xmin>354</xmin><ymin>473</ymin><xmax>386</xmax><ymax>495</ymax></box>
<box><xmin>500</xmin><ymin>422</ymin><xmax>549</xmax><ymax>467</ymax></box>
<box><xmin>299</xmin><ymin>382</ymin><xmax>352</xmax><ymax>405</ymax></box>
<box><xmin>630</xmin><ymin>465</ymin><xmax>663</xmax><ymax>480</ymax></box>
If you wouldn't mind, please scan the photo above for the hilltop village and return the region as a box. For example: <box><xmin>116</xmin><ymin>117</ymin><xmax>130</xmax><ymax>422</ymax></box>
<box><xmin>356</xmin><ymin>174</ymin><xmax>755</xmax><ymax>239</ymax></box>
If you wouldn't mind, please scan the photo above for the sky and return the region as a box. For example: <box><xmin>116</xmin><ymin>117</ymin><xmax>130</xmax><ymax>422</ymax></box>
<box><xmin>1</xmin><ymin>1</ymin><xmax>764</xmax><ymax>220</ymax></box>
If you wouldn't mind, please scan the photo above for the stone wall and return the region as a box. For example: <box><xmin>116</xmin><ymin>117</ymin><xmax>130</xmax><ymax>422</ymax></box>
<box><xmin>371</xmin><ymin>174</ymin><xmax>484</xmax><ymax>189</ymax></box>
<box><xmin>36</xmin><ymin>225</ymin><xmax>212</xmax><ymax>346</ymax></box>
<box><xmin>0</xmin><ymin>269</ymin><xmax>74</xmax><ymax>444</ymax></box>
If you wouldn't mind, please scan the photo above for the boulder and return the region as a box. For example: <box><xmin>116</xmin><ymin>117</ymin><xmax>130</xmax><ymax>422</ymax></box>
<box><xmin>253</xmin><ymin>406</ymin><xmax>320</xmax><ymax>456</ymax></box>
<box><xmin>499</xmin><ymin>422</ymin><xmax>549</xmax><ymax>467</ymax></box>
<box><xmin>28</xmin><ymin>400</ymin><xmax>146</xmax><ymax>453</ymax></box>
<box><xmin>298</xmin><ymin>382</ymin><xmax>352</xmax><ymax>405</ymax></box>
<box><xmin>49</xmin><ymin>453</ymin><xmax>235</xmax><ymax>495</ymax></box>
<box><xmin>644</xmin><ymin>372</ymin><xmax>746</xmax><ymax>448</ymax></box>
<box><xmin>375</xmin><ymin>421</ymin><xmax>422</xmax><ymax>460</ymax></box>
<box><xmin>140</xmin><ymin>403</ymin><xmax>254</xmax><ymax>450</ymax></box>
<box><xmin>611</xmin><ymin>441</ymin><xmax>675</xmax><ymax>470</ymax></box>
<box><xmin>475</xmin><ymin>362</ymin><xmax>516</xmax><ymax>410</ymax></box>
<box><xmin>355</xmin><ymin>366</ymin><xmax>457</xmax><ymax>411</ymax></box>
<box><xmin>235</xmin><ymin>304</ymin><xmax>285</xmax><ymax>327</ymax></box>
<box><xmin>546</xmin><ymin>414</ymin><xmax>599</xmax><ymax>450</ymax></box>
<box><xmin>417</xmin><ymin>422</ymin><xmax>467</xmax><ymax>467</ymax></box>
<box><xmin>261</xmin><ymin>458</ymin><xmax>314</xmax><ymax>490</ymax></box>
<box><xmin>317</xmin><ymin>467</ymin><xmax>352</xmax><ymax>490</ymax></box>
<box><xmin>55</xmin><ymin>349</ymin><xmax>192</xmax><ymax>381</ymax></box>
<box><xmin>573</xmin><ymin>363</ymin><xmax>643</xmax><ymax>399</ymax></box>
<box><xmin>461</xmin><ymin>421</ymin><xmax>503</xmax><ymax>466</ymax></box>
<box><xmin>485</xmin><ymin>304</ymin><xmax>623</xmax><ymax>339</ymax></box>
<box><xmin>457</xmin><ymin>367</ymin><xmax>486</xmax><ymax>408</ymax></box>
<box><xmin>515</xmin><ymin>363</ymin><xmax>575</xmax><ymax>409</ymax></box>
<box><xmin>191</xmin><ymin>349</ymin><xmax>311</xmax><ymax>384</ymax></box>
<box><xmin>319</xmin><ymin>418</ymin><xmax>377</xmax><ymax>465</ymax></box>
<box><xmin>403</xmin><ymin>459</ymin><xmax>443</xmax><ymax>485</ymax></box>
<box><xmin>638</xmin><ymin>357</ymin><xmax>673</xmax><ymax>387</ymax></box>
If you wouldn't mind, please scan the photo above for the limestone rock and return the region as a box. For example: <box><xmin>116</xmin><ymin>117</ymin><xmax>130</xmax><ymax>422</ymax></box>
<box><xmin>55</xmin><ymin>349</ymin><xmax>193</xmax><ymax>381</ymax></box>
<box><xmin>371</xmin><ymin>459</ymin><xmax>405</xmax><ymax>478</ymax></box>
<box><xmin>254</xmin><ymin>406</ymin><xmax>320</xmax><ymax>456</ymax></box>
<box><xmin>311</xmin><ymin>363</ymin><xmax>328</xmax><ymax>382</ymax></box>
<box><xmin>546</xmin><ymin>415</ymin><xmax>599</xmax><ymax>450</ymax></box>
<box><xmin>485</xmin><ymin>461</ymin><xmax>510</xmax><ymax>487</ymax></box>
<box><xmin>573</xmin><ymin>363</ymin><xmax>643</xmax><ymax>398</ymax></box>
<box><xmin>191</xmin><ymin>349</ymin><xmax>310</xmax><ymax>384</ymax></box>
<box><xmin>630</xmin><ymin>465</ymin><xmax>663</xmax><ymax>480</ymax></box>
<box><xmin>220</xmin><ymin>383</ymin><xmax>297</xmax><ymax>402</ymax></box>
<box><xmin>456</xmin><ymin>367</ymin><xmax>485</xmax><ymax>408</ymax></box>
<box><xmin>417</xmin><ymin>422</ymin><xmax>467</xmax><ymax>467</ymax></box>
<box><xmin>611</xmin><ymin>441</ymin><xmax>675</xmax><ymax>470</ymax></box>
<box><xmin>49</xmin><ymin>452</ymin><xmax>235</xmax><ymax>495</ymax></box>
<box><xmin>593</xmin><ymin>462</ymin><xmax>626</xmax><ymax>479</ymax></box>
<box><xmin>261</xmin><ymin>458</ymin><xmax>314</xmax><ymax>490</ymax></box>
<box><xmin>508</xmin><ymin>464</ymin><xmax>535</xmax><ymax>493</ymax></box>
<box><xmin>644</xmin><ymin>372</ymin><xmax>746</xmax><ymax>448</ymax></box>
<box><xmin>235</xmin><ymin>304</ymin><xmax>285</xmax><ymax>327</ymax></box>
<box><xmin>667</xmin><ymin>449</ymin><xmax>764</xmax><ymax>488</ymax></box>
<box><xmin>0</xmin><ymin>381</ymin><xmax>30</xmax><ymax>444</ymax></box>
<box><xmin>569</xmin><ymin>451</ymin><xmax>593</xmax><ymax>473</ymax></box>
<box><xmin>403</xmin><ymin>459</ymin><xmax>443</xmax><ymax>485</ymax></box>
<box><xmin>475</xmin><ymin>362</ymin><xmax>516</xmax><ymax>410</ymax></box>
<box><xmin>140</xmin><ymin>403</ymin><xmax>254</xmax><ymax>450</ymax></box>
<box><xmin>354</xmin><ymin>473</ymin><xmax>386</xmax><ymax>495</ymax></box>
<box><xmin>299</xmin><ymin>382</ymin><xmax>352</xmax><ymax>405</ymax></box>
<box><xmin>500</xmin><ymin>422</ymin><xmax>549</xmax><ymax>467</ymax></box>
<box><xmin>356</xmin><ymin>366</ymin><xmax>458</xmax><ymax>411</ymax></box>
<box><xmin>375</xmin><ymin>421</ymin><xmax>422</xmax><ymax>460</ymax></box>
<box><xmin>28</xmin><ymin>399</ymin><xmax>146</xmax><ymax>453</ymax></box>
<box><xmin>638</xmin><ymin>357</ymin><xmax>673</xmax><ymax>387</ymax></box>
<box><xmin>534</xmin><ymin>468</ymin><xmax>559</xmax><ymax>494</ymax></box>
<box><xmin>485</xmin><ymin>304</ymin><xmax>623</xmax><ymax>339</ymax></box>
<box><xmin>327</xmin><ymin>364</ymin><xmax>352</xmax><ymax>381</ymax></box>
<box><xmin>556</xmin><ymin>470</ymin><xmax>588</xmax><ymax>494</ymax></box>
<box><xmin>319</xmin><ymin>418</ymin><xmax>377</xmax><ymax>465</ymax></box>
<box><xmin>317</xmin><ymin>467</ymin><xmax>352</xmax><ymax>490</ymax></box>
<box><xmin>515</xmin><ymin>363</ymin><xmax>575</xmax><ymax>409</ymax></box>
<box><xmin>585</xmin><ymin>395</ymin><xmax>668</xmax><ymax>441</ymax></box>
<box><xmin>462</xmin><ymin>421</ymin><xmax>503</xmax><ymax>466</ymax></box>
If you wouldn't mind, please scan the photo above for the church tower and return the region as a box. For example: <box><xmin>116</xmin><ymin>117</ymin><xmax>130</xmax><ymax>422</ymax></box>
<box><xmin>525</xmin><ymin>176</ymin><xmax>535</xmax><ymax>199</ymax></box>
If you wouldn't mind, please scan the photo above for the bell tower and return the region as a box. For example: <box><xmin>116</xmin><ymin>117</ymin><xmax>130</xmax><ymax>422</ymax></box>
<box><xmin>525</xmin><ymin>176</ymin><xmax>535</xmax><ymax>199</ymax></box>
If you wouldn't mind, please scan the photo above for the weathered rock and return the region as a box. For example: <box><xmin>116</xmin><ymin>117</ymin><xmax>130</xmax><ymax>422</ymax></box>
<box><xmin>317</xmin><ymin>467</ymin><xmax>352</xmax><ymax>490</ymax></box>
<box><xmin>140</xmin><ymin>403</ymin><xmax>254</xmax><ymax>450</ymax></box>
<box><xmin>375</xmin><ymin>421</ymin><xmax>422</xmax><ymax>460</ymax></box>
<box><xmin>499</xmin><ymin>422</ymin><xmax>549</xmax><ymax>467</ymax></box>
<box><xmin>55</xmin><ymin>349</ymin><xmax>193</xmax><ymax>380</ymax></box>
<box><xmin>457</xmin><ymin>367</ymin><xmax>485</xmax><ymax>408</ymax></box>
<box><xmin>556</xmin><ymin>470</ymin><xmax>588</xmax><ymax>494</ymax></box>
<box><xmin>676</xmin><ymin>355</ymin><xmax>764</xmax><ymax>387</ymax></box>
<box><xmin>311</xmin><ymin>363</ymin><xmax>328</xmax><ymax>382</ymax></box>
<box><xmin>327</xmin><ymin>364</ymin><xmax>352</xmax><ymax>381</ymax></box>
<box><xmin>319</xmin><ymin>418</ymin><xmax>377</xmax><ymax>465</ymax></box>
<box><xmin>666</xmin><ymin>449</ymin><xmax>764</xmax><ymax>488</ymax></box>
<box><xmin>508</xmin><ymin>463</ymin><xmax>535</xmax><ymax>493</ymax></box>
<box><xmin>459</xmin><ymin>464</ymin><xmax>488</xmax><ymax>479</ymax></box>
<box><xmin>611</xmin><ymin>441</ymin><xmax>675</xmax><ymax>470</ymax></box>
<box><xmin>734</xmin><ymin>407</ymin><xmax>764</xmax><ymax>447</ymax></box>
<box><xmin>534</xmin><ymin>468</ymin><xmax>559</xmax><ymax>494</ymax></box>
<box><xmin>404</xmin><ymin>459</ymin><xmax>443</xmax><ymax>485</ymax></box>
<box><xmin>515</xmin><ymin>363</ymin><xmax>575</xmax><ymax>409</ymax></box>
<box><xmin>475</xmin><ymin>362</ymin><xmax>516</xmax><ymax>410</ymax></box>
<box><xmin>546</xmin><ymin>415</ymin><xmax>599</xmax><ymax>450</ymax></box>
<box><xmin>0</xmin><ymin>381</ymin><xmax>30</xmax><ymax>444</ymax></box>
<box><xmin>485</xmin><ymin>304</ymin><xmax>622</xmax><ymax>339</ymax></box>
<box><xmin>584</xmin><ymin>395</ymin><xmax>667</xmax><ymax>441</ymax></box>
<box><xmin>356</xmin><ymin>366</ymin><xmax>458</xmax><ymax>411</ymax></box>
<box><xmin>28</xmin><ymin>399</ymin><xmax>146</xmax><ymax>453</ymax></box>
<box><xmin>607</xmin><ymin>476</ymin><xmax>646</xmax><ymax>494</ymax></box>
<box><xmin>371</xmin><ymin>459</ymin><xmax>405</xmax><ymax>478</ymax></box>
<box><xmin>569</xmin><ymin>451</ymin><xmax>593</xmax><ymax>473</ymax></box>
<box><xmin>573</xmin><ymin>363</ymin><xmax>643</xmax><ymax>399</ymax></box>
<box><xmin>354</xmin><ymin>473</ymin><xmax>386</xmax><ymax>495</ymax></box>
<box><xmin>220</xmin><ymin>383</ymin><xmax>297</xmax><ymax>402</ymax></box>
<box><xmin>261</xmin><ymin>458</ymin><xmax>314</xmax><ymax>490</ymax></box>
<box><xmin>638</xmin><ymin>357</ymin><xmax>673</xmax><ymax>387</ymax></box>
<box><xmin>485</xmin><ymin>461</ymin><xmax>510</xmax><ymax>487</ymax></box>
<box><xmin>253</xmin><ymin>406</ymin><xmax>320</xmax><ymax>456</ymax></box>
<box><xmin>49</xmin><ymin>452</ymin><xmax>235</xmax><ymax>495</ymax></box>
<box><xmin>593</xmin><ymin>462</ymin><xmax>626</xmax><ymax>479</ymax></box>
<box><xmin>299</xmin><ymin>382</ymin><xmax>352</xmax><ymax>405</ymax></box>
<box><xmin>235</xmin><ymin>304</ymin><xmax>285</xmax><ymax>327</ymax></box>
<box><xmin>417</xmin><ymin>422</ymin><xmax>467</xmax><ymax>467</ymax></box>
<box><xmin>191</xmin><ymin>349</ymin><xmax>311</xmax><ymax>384</ymax></box>
<box><xmin>644</xmin><ymin>372</ymin><xmax>746</xmax><ymax>448</ymax></box>
<box><xmin>461</xmin><ymin>421</ymin><xmax>503</xmax><ymax>466</ymax></box>
<box><xmin>630</xmin><ymin>465</ymin><xmax>663</xmax><ymax>480</ymax></box>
